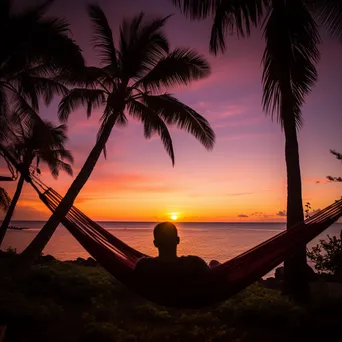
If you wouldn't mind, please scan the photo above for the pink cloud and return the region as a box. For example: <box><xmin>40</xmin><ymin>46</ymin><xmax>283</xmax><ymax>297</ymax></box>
<box><xmin>218</xmin><ymin>132</ymin><xmax>276</xmax><ymax>142</ymax></box>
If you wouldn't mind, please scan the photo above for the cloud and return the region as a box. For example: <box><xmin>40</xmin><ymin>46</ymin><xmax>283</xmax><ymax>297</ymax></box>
<box><xmin>251</xmin><ymin>212</ymin><xmax>264</xmax><ymax>216</ymax></box>
<box><xmin>250</xmin><ymin>211</ymin><xmax>271</xmax><ymax>219</ymax></box>
<box><xmin>238</xmin><ymin>214</ymin><xmax>249</xmax><ymax>218</ymax></box>
<box><xmin>276</xmin><ymin>210</ymin><xmax>286</xmax><ymax>217</ymax></box>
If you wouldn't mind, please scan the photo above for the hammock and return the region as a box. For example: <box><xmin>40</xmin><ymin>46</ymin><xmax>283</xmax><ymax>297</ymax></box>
<box><xmin>30</xmin><ymin>176</ymin><xmax>342</xmax><ymax>309</ymax></box>
<box><xmin>0</xmin><ymin>176</ymin><xmax>14</xmax><ymax>181</ymax></box>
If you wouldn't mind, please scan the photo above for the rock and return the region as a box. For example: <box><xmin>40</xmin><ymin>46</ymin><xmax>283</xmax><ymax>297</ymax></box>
<box><xmin>76</xmin><ymin>257</ymin><xmax>87</xmax><ymax>265</ymax></box>
<box><xmin>275</xmin><ymin>267</ymin><xmax>284</xmax><ymax>281</ymax></box>
<box><xmin>85</xmin><ymin>257</ymin><xmax>97</xmax><ymax>267</ymax></box>
<box><xmin>40</xmin><ymin>254</ymin><xmax>56</xmax><ymax>263</ymax></box>
<box><xmin>263</xmin><ymin>277</ymin><xmax>281</xmax><ymax>289</ymax></box>
<box><xmin>73</xmin><ymin>257</ymin><xmax>97</xmax><ymax>267</ymax></box>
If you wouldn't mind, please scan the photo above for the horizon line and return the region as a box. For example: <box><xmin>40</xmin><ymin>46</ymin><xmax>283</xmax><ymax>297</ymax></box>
<box><xmin>7</xmin><ymin>219</ymin><xmax>293</xmax><ymax>224</ymax></box>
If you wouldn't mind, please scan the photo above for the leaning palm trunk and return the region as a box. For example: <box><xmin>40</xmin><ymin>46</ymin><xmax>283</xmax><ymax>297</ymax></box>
<box><xmin>0</xmin><ymin>175</ymin><xmax>25</xmax><ymax>246</ymax></box>
<box><xmin>19</xmin><ymin>114</ymin><xmax>117</xmax><ymax>262</ymax></box>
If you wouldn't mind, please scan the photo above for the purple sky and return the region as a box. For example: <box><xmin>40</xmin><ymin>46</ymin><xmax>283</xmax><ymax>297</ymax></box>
<box><xmin>1</xmin><ymin>0</ymin><xmax>341</xmax><ymax>221</ymax></box>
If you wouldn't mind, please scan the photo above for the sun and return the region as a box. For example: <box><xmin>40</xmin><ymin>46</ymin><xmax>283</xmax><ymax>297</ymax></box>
<box><xmin>170</xmin><ymin>213</ymin><xmax>178</xmax><ymax>221</ymax></box>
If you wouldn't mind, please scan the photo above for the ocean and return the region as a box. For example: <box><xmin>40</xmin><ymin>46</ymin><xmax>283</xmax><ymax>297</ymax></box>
<box><xmin>2</xmin><ymin>221</ymin><xmax>341</xmax><ymax>277</ymax></box>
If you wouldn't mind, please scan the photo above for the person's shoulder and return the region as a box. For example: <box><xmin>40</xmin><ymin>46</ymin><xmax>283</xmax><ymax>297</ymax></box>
<box><xmin>134</xmin><ymin>257</ymin><xmax>156</xmax><ymax>270</ymax></box>
<box><xmin>181</xmin><ymin>255</ymin><xmax>208</xmax><ymax>266</ymax></box>
<box><xmin>183</xmin><ymin>255</ymin><xmax>206</xmax><ymax>261</ymax></box>
<box><xmin>180</xmin><ymin>255</ymin><xmax>212</xmax><ymax>275</ymax></box>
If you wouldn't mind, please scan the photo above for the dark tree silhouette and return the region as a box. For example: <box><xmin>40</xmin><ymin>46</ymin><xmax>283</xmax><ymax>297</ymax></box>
<box><xmin>0</xmin><ymin>0</ymin><xmax>84</xmax><ymax>172</ymax></box>
<box><xmin>20</xmin><ymin>6</ymin><xmax>215</xmax><ymax>263</ymax></box>
<box><xmin>0</xmin><ymin>119</ymin><xmax>73</xmax><ymax>246</ymax></box>
<box><xmin>171</xmin><ymin>0</ymin><xmax>341</xmax><ymax>300</ymax></box>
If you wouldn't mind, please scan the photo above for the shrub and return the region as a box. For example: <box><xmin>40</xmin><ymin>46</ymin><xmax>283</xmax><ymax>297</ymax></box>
<box><xmin>307</xmin><ymin>233</ymin><xmax>342</xmax><ymax>275</ymax></box>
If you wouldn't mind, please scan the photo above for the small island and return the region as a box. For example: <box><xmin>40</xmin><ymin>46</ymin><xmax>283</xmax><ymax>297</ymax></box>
<box><xmin>8</xmin><ymin>226</ymin><xmax>27</xmax><ymax>231</ymax></box>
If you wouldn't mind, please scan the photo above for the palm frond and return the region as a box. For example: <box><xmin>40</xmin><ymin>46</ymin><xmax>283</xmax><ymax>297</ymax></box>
<box><xmin>56</xmin><ymin>66</ymin><xmax>109</xmax><ymax>89</ymax></box>
<box><xmin>23</xmin><ymin>16</ymin><xmax>85</xmax><ymax>75</ymax></box>
<box><xmin>138</xmin><ymin>47</ymin><xmax>211</xmax><ymax>91</ymax></box>
<box><xmin>14</xmin><ymin>118</ymin><xmax>74</xmax><ymax>179</ymax></box>
<box><xmin>309</xmin><ymin>0</ymin><xmax>342</xmax><ymax>42</ymax></box>
<box><xmin>15</xmin><ymin>75</ymin><xmax>69</xmax><ymax>109</ymax></box>
<box><xmin>0</xmin><ymin>187</ymin><xmax>11</xmax><ymax>212</ymax></box>
<box><xmin>261</xmin><ymin>0</ymin><xmax>320</xmax><ymax>130</ymax></box>
<box><xmin>327</xmin><ymin>175</ymin><xmax>342</xmax><ymax>182</ymax></box>
<box><xmin>142</xmin><ymin>94</ymin><xmax>215</xmax><ymax>150</ymax></box>
<box><xmin>171</xmin><ymin>0</ymin><xmax>220</xmax><ymax>20</ymax></box>
<box><xmin>10</xmin><ymin>90</ymin><xmax>42</xmax><ymax>126</ymax></box>
<box><xmin>58</xmin><ymin>160</ymin><xmax>73</xmax><ymax>176</ymax></box>
<box><xmin>0</xmin><ymin>88</ymin><xmax>9</xmax><ymax>141</ymax></box>
<box><xmin>172</xmin><ymin>0</ymin><xmax>267</xmax><ymax>53</ymax></box>
<box><xmin>45</xmin><ymin>158</ymin><xmax>73</xmax><ymax>178</ymax></box>
<box><xmin>209</xmin><ymin>0</ymin><xmax>267</xmax><ymax>54</ymax></box>
<box><xmin>119</xmin><ymin>13</ymin><xmax>171</xmax><ymax>78</ymax></box>
<box><xmin>55</xmin><ymin>149</ymin><xmax>74</xmax><ymax>164</ymax></box>
<box><xmin>330</xmin><ymin>149</ymin><xmax>342</xmax><ymax>160</ymax></box>
<box><xmin>32</xmin><ymin>121</ymin><xmax>70</xmax><ymax>151</ymax></box>
<box><xmin>19</xmin><ymin>0</ymin><xmax>55</xmax><ymax>20</ymax></box>
<box><xmin>128</xmin><ymin>100</ymin><xmax>175</xmax><ymax>164</ymax></box>
<box><xmin>88</xmin><ymin>4</ymin><xmax>118</xmax><ymax>69</ymax></box>
<box><xmin>58</xmin><ymin>89</ymin><xmax>106</xmax><ymax>121</ymax></box>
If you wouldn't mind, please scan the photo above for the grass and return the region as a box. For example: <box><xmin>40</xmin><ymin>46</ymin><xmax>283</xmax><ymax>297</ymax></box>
<box><xmin>0</xmin><ymin>254</ymin><xmax>341</xmax><ymax>342</ymax></box>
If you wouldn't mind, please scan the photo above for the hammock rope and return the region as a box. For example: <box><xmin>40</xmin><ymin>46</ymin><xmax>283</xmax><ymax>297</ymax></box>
<box><xmin>28</xmin><ymin>174</ymin><xmax>342</xmax><ymax>308</ymax></box>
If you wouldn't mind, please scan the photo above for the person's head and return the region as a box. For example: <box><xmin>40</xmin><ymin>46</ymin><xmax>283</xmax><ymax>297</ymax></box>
<box><xmin>153</xmin><ymin>222</ymin><xmax>179</xmax><ymax>257</ymax></box>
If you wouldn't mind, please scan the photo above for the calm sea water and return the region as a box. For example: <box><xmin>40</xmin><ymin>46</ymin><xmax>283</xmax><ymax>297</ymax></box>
<box><xmin>2</xmin><ymin>221</ymin><xmax>341</xmax><ymax>276</ymax></box>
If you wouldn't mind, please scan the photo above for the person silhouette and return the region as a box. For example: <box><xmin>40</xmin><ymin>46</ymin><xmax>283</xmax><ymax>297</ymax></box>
<box><xmin>134</xmin><ymin>222</ymin><xmax>219</xmax><ymax>281</ymax></box>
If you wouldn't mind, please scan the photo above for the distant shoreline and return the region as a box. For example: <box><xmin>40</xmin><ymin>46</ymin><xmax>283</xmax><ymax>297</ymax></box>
<box><xmin>5</xmin><ymin>220</ymin><xmax>292</xmax><ymax>224</ymax></box>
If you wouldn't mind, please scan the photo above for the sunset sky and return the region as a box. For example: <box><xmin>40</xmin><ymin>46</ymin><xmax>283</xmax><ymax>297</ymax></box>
<box><xmin>1</xmin><ymin>0</ymin><xmax>341</xmax><ymax>222</ymax></box>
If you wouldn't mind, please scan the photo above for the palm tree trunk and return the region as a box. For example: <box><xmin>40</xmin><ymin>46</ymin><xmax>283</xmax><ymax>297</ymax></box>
<box><xmin>0</xmin><ymin>174</ymin><xmax>25</xmax><ymax>247</ymax></box>
<box><xmin>19</xmin><ymin>114</ymin><xmax>117</xmax><ymax>263</ymax></box>
<box><xmin>282</xmin><ymin>113</ymin><xmax>309</xmax><ymax>302</ymax></box>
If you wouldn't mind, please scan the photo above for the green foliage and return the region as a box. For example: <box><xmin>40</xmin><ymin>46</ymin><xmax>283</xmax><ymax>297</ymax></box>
<box><xmin>308</xmin><ymin>233</ymin><xmax>342</xmax><ymax>275</ymax></box>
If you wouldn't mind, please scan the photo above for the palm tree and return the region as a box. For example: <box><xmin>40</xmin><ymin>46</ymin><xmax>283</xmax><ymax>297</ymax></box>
<box><xmin>0</xmin><ymin>0</ymin><xmax>84</xmax><ymax>169</ymax></box>
<box><xmin>0</xmin><ymin>119</ymin><xmax>73</xmax><ymax>246</ymax></box>
<box><xmin>19</xmin><ymin>5</ymin><xmax>215</xmax><ymax>262</ymax></box>
<box><xmin>171</xmin><ymin>0</ymin><xmax>342</xmax><ymax>299</ymax></box>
